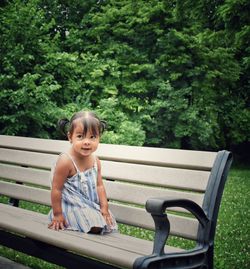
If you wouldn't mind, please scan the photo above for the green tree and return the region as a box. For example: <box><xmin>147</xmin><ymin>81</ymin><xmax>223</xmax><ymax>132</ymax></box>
<box><xmin>0</xmin><ymin>0</ymin><xmax>249</xmax><ymax>155</ymax></box>
<box><xmin>0</xmin><ymin>0</ymin><xmax>61</xmax><ymax>137</ymax></box>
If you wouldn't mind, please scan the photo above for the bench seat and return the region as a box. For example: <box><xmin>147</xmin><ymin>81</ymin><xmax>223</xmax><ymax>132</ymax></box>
<box><xmin>0</xmin><ymin>203</ymin><xmax>182</xmax><ymax>269</ymax></box>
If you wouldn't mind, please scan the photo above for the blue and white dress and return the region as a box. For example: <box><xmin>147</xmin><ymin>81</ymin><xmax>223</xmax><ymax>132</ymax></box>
<box><xmin>48</xmin><ymin>153</ymin><xmax>118</xmax><ymax>234</ymax></box>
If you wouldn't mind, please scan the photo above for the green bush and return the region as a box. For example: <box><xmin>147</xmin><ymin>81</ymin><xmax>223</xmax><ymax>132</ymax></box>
<box><xmin>0</xmin><ymin>0</ymin><xmax>249</xmax><ymax>154</ymax></box>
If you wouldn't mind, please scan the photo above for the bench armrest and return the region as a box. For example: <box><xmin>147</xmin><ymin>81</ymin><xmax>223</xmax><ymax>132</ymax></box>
<box><xmin>146</xmin><ymin>198</ymin><xmax>209</xmax><ymax>227</ymax></box>
<box><xmin>146</xmin><ymin>198</ymin><xmax>209</xmax><ymax>256</ymax></box>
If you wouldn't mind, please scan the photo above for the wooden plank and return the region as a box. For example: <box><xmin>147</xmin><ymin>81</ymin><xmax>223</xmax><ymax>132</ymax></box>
<box><xmin>105</xmin><ymin>180</ymin><xmax>204</xmax><ymax>211</ymax></box>
<box><xmin>102</xmin><ymin>161</ymin><xmax>210</xmax><ymax>191</ymax></box>
<box><xmin>0</xmin><ymin>149</ymin><xmax>210</xmax><ymax>191</ymax></box>
<box><xmin>0</xmin><ymin>181</ymin><xmax>51</xmax><ymax>206</ymax></box>
<box><xmin>0</xmin><ymin>135</ymin><xmax>69</xmax><ymax>154</ymax></box>
<box><xmin>70</xmin><ymin>231</ymin><xmax>183</xmax><ymax>255</ymax></box>
<box><xmin>0</xmin><ymin>135</ymin><xmax>217</xmax><ymax>170</ymax></box>
<box><xmin>0</xmin><ymin>164</ymin><xmax>50</xmax><ymax>187</ymax></box>
<box><xmin>0</xmin><ymin>148</ymin><xmax>56</xmax><ymax>169</ymax></box>
<box><xmin>97</xmin><ymin>144</ymin><xmax>217</xmax><ymax>170</ymax></box>
<box><xmin>109</xmin><ymin>203</ymin><xmax>198</xmax><ymax>240</ymax></box>
<box><xmin>0</xmin><ymin>160</ymin><xmax>209</xmax><ymax>192</ymax></box>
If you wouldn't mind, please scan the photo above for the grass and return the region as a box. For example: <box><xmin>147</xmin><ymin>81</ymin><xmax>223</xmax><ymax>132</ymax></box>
<box><xmin>0</xmin><ymin>165</ymin><xmax>249</xmax><ymax>268</ymax></box>
<box><xmin>213</xmin><ymin>165</ymin><xmax>250</xmax><ymax>269</ymax></box>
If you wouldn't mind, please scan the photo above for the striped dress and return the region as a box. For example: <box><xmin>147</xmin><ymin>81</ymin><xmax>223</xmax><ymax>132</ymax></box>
<box><xmin>48</xmin><ymin>153</ymin><xmax>118</xmax><ymax>234</ymax></box>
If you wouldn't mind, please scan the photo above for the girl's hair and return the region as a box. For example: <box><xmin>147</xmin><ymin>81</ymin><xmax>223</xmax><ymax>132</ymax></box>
<box><xmin>58</xmin><ymin>111</ymin><xmax>107</xmax><ymax>137</ymax></box>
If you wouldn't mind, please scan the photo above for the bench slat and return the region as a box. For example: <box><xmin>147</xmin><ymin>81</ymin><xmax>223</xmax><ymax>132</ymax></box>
<box><xmin>0</xmin><ymin>181</ymin><xmax>51</xmax><ymax>206</ymax></box>
<box><xmin>0</xmin><ymin>135</ymin><xmax>217</xmax><ymax>170</ymax></box>
<box><xmin>0</xmin><ymin>182</ymin><xmax>198</xmax><ymax>240</ymax></box>
<box><xmin>0</xmin><ymin>148</ymin><xmax>210</xmax><ymax>191</ymax></box>
<box><xmin>0</xmin><ymin>135</ymin><xmax>69</xmax><ymax>154</ymax></box>
<box><xmin>105</xmin><ymin>180</ymin><xmax>204</xmax><ymax>210</ymax></box>
<box><xmin>0</xmin><ymin>163</ymin><xmax>50</xmax><ymax>187</ymax></box>
<box><xmin>109</xmin><ymin>203</ymin><xmax>198</xmax><ymax>240</ymax></box>
<box><xmin>98</xmin><ymin>144</ymin><xmax>217</xmax><ymax>170</ymax></box>
<box><xmin>0</xmin><ymin>168</ymin><xmax>203</xmax><ymax>208</ymax></box>
<box><xmin>102</xmin><ymin>161</ymin><xmax>209</xmax><ymax>191</ymax></box>
<box><xmin>0</xmin><ymin>148</ymin><xmax>56</xmax><ymax>169</ymax></box>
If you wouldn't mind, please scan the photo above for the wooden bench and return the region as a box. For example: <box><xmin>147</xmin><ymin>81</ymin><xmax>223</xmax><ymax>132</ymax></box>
<box><xmin>0</xmin><ymin>135</ymin><xmax>232</xmax><ymax>269</ymax></box>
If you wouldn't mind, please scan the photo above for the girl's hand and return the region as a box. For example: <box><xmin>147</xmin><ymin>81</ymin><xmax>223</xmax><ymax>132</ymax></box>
<box><xmin>101</xmin><ymin>208</ymin><xmax>113</xmax><ymax>227</ymax></box>
<box><xmin>48</xmin><ymin>214</ymin><xmax>68</xmax><ymax>231</ymax></box>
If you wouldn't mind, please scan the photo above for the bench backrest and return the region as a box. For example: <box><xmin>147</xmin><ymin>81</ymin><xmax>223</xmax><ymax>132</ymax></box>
<box><xmin>0</xmin><ymin>135</ymin><xmax>232</xmax><ymax>243</ymax></box>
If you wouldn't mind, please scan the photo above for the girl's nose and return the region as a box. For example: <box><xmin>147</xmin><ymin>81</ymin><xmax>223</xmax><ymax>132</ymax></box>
<box><xmin>83</xmin><ymin>138</ymin><xmax>90</xmax><ymax>145</ymax></box>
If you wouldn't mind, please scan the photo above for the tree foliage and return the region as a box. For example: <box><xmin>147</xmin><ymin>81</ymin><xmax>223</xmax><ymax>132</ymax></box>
<box><xmin>0</xmin><ymin>0</ymin><xmax>249</xmax><ymax>155</ymax></box>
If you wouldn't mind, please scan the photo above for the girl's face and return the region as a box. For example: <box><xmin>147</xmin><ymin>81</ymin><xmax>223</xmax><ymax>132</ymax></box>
<box><xmin>68</xmin><ymin>120</ymin><xmax>100</xmax><ymax>158</ymax></box>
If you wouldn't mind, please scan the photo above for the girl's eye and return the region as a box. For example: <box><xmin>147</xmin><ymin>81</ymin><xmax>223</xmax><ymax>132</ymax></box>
<box><xmin>90</xmin><ymin>135</ymin><xmax>97</xmax><ymax>140</ymax></box>
<box><xmin>77</xmin><ymin>135</ymin><xmax>83</xmax><ymax>139</ymax></box>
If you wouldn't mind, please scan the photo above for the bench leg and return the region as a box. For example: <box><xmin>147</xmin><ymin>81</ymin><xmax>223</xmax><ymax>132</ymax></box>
<box><xmin>8</xmin><ymin>197</ymin><xmax>20</xmax><ymax>207</ymax></box>
<box><xmin>8</xmin><ymin>182</ymin><xmax>23</xmax><ymax>207</ymax></box>
<box><xmin>207</xmin><ymin>244</ymin><xmax>214</xmax><ymax>269</ymax></box>
<box><xmin>134</xmin><ymin>248</ymin><xmax>210</xmax><ymax>269</ymax></box>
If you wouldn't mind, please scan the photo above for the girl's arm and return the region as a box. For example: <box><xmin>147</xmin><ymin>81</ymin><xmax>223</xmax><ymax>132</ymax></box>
<box><xmin>96</xmin><ymin>157</ymin><xmax>113</xmax><ymax>227</ymax></box>
<box><xmin>48</xmin><ymin>156</ymin><xmax>70</xmax><ymax>230</ymax></box>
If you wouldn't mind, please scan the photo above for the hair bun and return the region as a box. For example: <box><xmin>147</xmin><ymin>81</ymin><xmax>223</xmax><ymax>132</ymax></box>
<box><xmin>100</xmin><ymin>120</ymin><xmax>107</xmax><ymax>134</ymax></box>
<box><xmin>57</xmin><ymin>118</ymin><xmax>70</xmax><ymax>136</ymax></box>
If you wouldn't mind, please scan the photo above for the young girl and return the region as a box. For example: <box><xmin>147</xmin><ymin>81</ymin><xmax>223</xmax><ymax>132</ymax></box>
<box><xmin>48</xmin><ymin>111</ymin><xmax>118</xmax><ymax>234</ymax></box>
